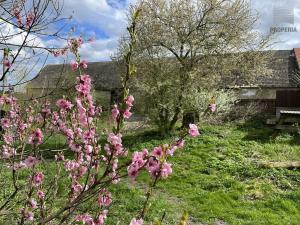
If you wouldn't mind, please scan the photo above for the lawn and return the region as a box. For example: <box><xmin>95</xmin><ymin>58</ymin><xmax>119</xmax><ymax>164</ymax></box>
<box><xmin>1</xmin><ymin>120</ymin><xmax>300</xmax><ymax>224</ymax></box>
<box><xmin>120</xmin><ymin>120</ymin><xmax>300</xmax><ymax>225</ymax></box>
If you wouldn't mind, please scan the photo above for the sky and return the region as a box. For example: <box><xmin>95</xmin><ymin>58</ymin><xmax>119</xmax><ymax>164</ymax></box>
<box><xmin>50</xmin><ymin>0</ymin><xmax>137</xmax><ymax>63</ymax></box>
<box><xmin>2</xmin><ymin>0</ymin><xmax>300</xmax><ymax>88</ymax></box>
<box><xmin>250</xmin><ymin>0</ymin><xmax>300</xmax><ymax>49</ymax></box>
<box><xmin>50</xmin><ymin>0</ymin><xmax>300</xmax><ymax>64</ymax></box>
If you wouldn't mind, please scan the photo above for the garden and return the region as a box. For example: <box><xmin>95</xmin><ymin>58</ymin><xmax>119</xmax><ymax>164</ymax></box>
<box><xmin>0</xmin><ymin>0</ymin><xmax>300</xmax><ymax>224</ymax></box>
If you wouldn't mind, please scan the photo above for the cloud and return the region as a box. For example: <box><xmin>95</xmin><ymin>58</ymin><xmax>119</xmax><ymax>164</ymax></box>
<box><xmin>251</xmin><ymin>0</ymin><xmax>300</xmax><ymax>49</ymax></box>
<box><xmin>62</xmin><ymin>0</ymin><xmax>129</xmax><ymax>38</ymax></box>
<box><xmin>80</xmin><ymin>38</ymin><xmax>119</xmax><ymax>61</ymax></box>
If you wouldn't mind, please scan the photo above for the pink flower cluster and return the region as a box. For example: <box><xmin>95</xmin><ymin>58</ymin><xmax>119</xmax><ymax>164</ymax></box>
<box><xmin>13</xmin><ymin>7</ymin><xmax>35</xmax><ymax>28</ymax></box>
<box><xmin>70</xmin><ymin>60</ymin><xmax>88</xmax><ymax>70</ymax></box>
<box><xmin>127</xmin><ymin>146</ymin><xmax>175</xmax><ymax>179</ymax></box>
<box><xmin>13</xmin><ymin>8</ymin><xmax>22</xmax><ymax>27</ymax></box>
<box><xmin>28</xmin><ymin>128</ymin><xmax>44</xmax><ymax>146</ymax></box>
<box><xmin>56</xmin><ymin>99</ymin><xmax>73</xmax><ymax>110</ymax></box>
<box><xmin>75</xmin><ymin>210</ymin><xmax>108</xmax><ymax>225</ymax></box>
<box><xmin>20</xmin><ymin>208</ymin><xmax>34</xmax><ymax>222</ymax></box>
<box><xmin>32</xmin><ymin>172</ymin><xmax>44</xmax><ymax>187</ymax></box>
<box><xmin>129</xmin><ymin>218</ymin><xmax>144</xmax><ymax>225</ymax></box>
<box><xmin>208</xmin><ymin>103</ymin><xmax>217</xmax><ymax>112</ymax></box>
<box><xmin>26</xmin><ymin>11</ymin><xmax>35</xmax><ymax>27</ymax></box>
<box><xmin>189</xmin><ymin>124</ymin><xmax>200</xmax><ymax>137</ymax></box>
<box><xmin>97</xmin><ymin>189</ymin><xmax>112</xmax><ymax>207</ymax></box>
<box><xmin>76</xmin><ymin>74</ymin><xmax>92</xmax><ymax>96</ymax></box>
<box><xmin>124</xmin><ymin>95</ymin><xmax>134</xmax><ymax>119</ymax></box>
<box><xmin>111</xmin><ymin>95</ymin><xmax>134</xmax><ymax>121</ymax></box>
<box><xmin>127</xmin><ymin>124</ymin><xmax>201</xmax><ymax>180</ymax></box>
<box><xmin>3</xmin><ymin>57</ymin><xmax>11</xmax><ymax>68</ymax></box>
<box><xmin>69</xmin><ymin>37</ymin><xmax>83</xmax><ymax>54</ymax></box>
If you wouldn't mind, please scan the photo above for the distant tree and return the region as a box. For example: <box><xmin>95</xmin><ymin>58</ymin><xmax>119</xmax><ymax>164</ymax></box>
<box><xmin>0</xmin><ymin>0</ymin><xmax>70</xmax><ymax>93</ymax></box>
<box><xmin>129</xmin><ymin>0</ymin><xmax>273</xmax><ymax>135</ymax></box>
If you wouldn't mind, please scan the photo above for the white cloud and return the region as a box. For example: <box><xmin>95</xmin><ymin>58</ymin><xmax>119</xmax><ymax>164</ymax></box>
<box><xmin>251</xmin><ymin>0</ymin><xmax>300</xmax><ymax>49</ymax></box>
<box><xmin>63</xmin><ymin>0</ymin><xmax>128</xmax><ymax>37</ymax></box>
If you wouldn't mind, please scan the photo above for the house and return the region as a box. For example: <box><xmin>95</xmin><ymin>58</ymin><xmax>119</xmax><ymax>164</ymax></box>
<box><xmin>229</xmin><ymin>48</ymin><xmax>300</xmax><ymax>113</ymax></box>
<box><xmin>26</xmin><ymin>62</ymin><xmax>122</xmax><ymax>109</ymax></box>
<box><xmin>26</xmin><ymin>48</ymin><xmax>300</xmax><ymax>114</ymax></box>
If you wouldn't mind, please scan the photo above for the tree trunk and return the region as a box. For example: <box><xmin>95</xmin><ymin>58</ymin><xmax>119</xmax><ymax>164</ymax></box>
<box><xmin>182</xmin><ymin>111</ymin><xmax>199</xmax><ymax>128</ymax></box>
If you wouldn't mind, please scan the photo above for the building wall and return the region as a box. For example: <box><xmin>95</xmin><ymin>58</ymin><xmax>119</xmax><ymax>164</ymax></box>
<box><xmin>236</xmin><ymin>87</ymin><xmax>300</xmax><ymax>100</ymax></box>
<box><xmin>233</xmin><ymin>87</ymin><xmax>300</xmax><ymax>116</ymax></box>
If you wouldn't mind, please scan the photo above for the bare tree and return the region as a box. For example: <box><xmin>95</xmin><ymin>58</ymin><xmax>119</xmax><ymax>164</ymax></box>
<box><xmin>0</xmin><ymin>0</ymin><xmax>70</xmax><ymax>92</ymax></box>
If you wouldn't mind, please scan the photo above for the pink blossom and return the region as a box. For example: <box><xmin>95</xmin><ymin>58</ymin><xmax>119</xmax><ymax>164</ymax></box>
<box><xmin>176</xmin><ymin>138</ymin><xmax>185</xmax><ymax>148</ymax></box>
<box><xmin>37</xmin><ymin>190</ymin><xmax>45</xmax><ymax>200</ymax></box>
<box><xmin>75</xmin><ymin>214</ymin><xmax>94</xmax><ymax>225</ymax></box>
<box><xmin>129</xmin><ymin>218</ymin><xmax>143</xmax><ymax>225</ymax></box>
<box><xmin>28</xmin><ymin>128</ymin><xmax>44</xmax><ymax>146</ymax></box>
<box><xmin>166</xmin><ymin>146</ymin><xmax>177</xmax><ymax>156</ymax></box>
<box><xmin>127</xmin><ymin>164</ymin><xmax>139</xmax><ymax>178</ymax></box>
<box><xmin>79</xmin><ymin>166</ymin><xmax>88</xmax><ymax>176</ymax></box>
<box><xmin>209</xmin><ymin>103</ymin><xmax>217</xmax><ymax>112</ymax></box>
<box><xmin>35</xmin><ymin>113</ymin><xmax>44</xmax><ymax>123</ymax></box>
<box><xmin>97</xmin><ymin>189</ymin><xmax>112</xmax><ymax>207</ymax></box>
<box><xmin>3</xmin><ymin>134</ymin><xmax>13</xmax><ymax>145</ymax></box>
<box><xmin>107</xmin><ymin>133</ymin><xmax>122</xmax><ymax>146</ymax></box>
<box><xmin>79</xmin><ymin>60</ymin><xmax>88</xmax><ymax>69</ymax></box>
<box><xmin>13</xmin><ymin>8</ymin><xmax>22</xmax><ymax>27</ymax></box>
<box><xmin>83</xmin><ymin>128</ymin><xmax>96</xmax><ymax>142</ymax></box>
<box><xmin>19</xmin><ymin>122</ymin><xmax>28</xmax><ymax>131</ymax></box>
<box><xmin>3</xmin><ymin>57</ymin><xmax>11</xmax><ymax>68</ymax></box>
<box><xmin>20</xmin><ymin>208</ymin><xmax>34</xmax><ymax>221</ymax></box>
<box><xmin>188</xmin><ymin>124</ymin><xmax>200</xmax><ymax>137</ymax></box>
<box><xmin>53</xmin><ymin>50</ymin><xmax>61</xmax><ymax>57</ymax></box>
<box><xmin>70</xmin><ymin>60</ymin><xmax>79</xmax><ymax>70</ymax></box>
<box><xmin>32</xmin><ymin>172</ymin><xmax>44</xmax><ymax>187</ymax></box>
<box><xmin>123</xmin><ymin>108</ymin><xmax>132</xmax><ymax>119</ymax></box>
<box><xmin>152</xmin><ymin>146</ymin><xmax>163</xmax><ymax>158</ymax></box>
<box><xmin>24</xmin><ymin>156</ymin><xmax>38</xmax><ymax>167</ymax></box>
<box><xmin>13</xmin><ymin>162</ymin><xmax>26</xmax><ymax>170</ymax></box>
<box><xmin>111</xmin><ymin>105</ymin><xmax>119</xmax><ymax>120</ymax></box>
<box><xmin>125</xmin><ymin>95</ymin><xmax>134</xmax><ymax>107</ymax></box>
<box><xmin>2</xmin><ymin>145</ymin><xmax>16</xmax><ymax>159</ymax></box>
<box><xmin>1</xmin><ymin>118</ymin><xmax>10</xmax><ymax>129</ymax></box>
<box><xmin>161</xmin><ymin>162</ymin><xmax>172</xmax><ymax>178</ymax></box>
<box><xmin>28</xmin><ymin>198</ymin><xmax>37</xmax><ymax>209</ymax></box>
<box><xmin>64</xmin><ymin>160</ymin><xmax>80</xmax><ymax>171</ymax></box>
<box><xmin>95</xmin><ymin>210</ymin><xmax>108</xmax><ymax>225</ymax></box>
<box><xmin>76</xmin><ymin>75</ymin><xmax>92</xmax><ymax>95</ymax></box>
<box><xmin>26</xmin><ymin>11</ymin><xmax>35</xmax><ymax>27</ymax></box>
<box><xmin>71</xmin><ymin>182</ymin><xmax>83</xmax><ymax>194</ymax></box>
<box><xmin>56</xmin><ymin>99</ymin><xmax>73</xmax><ymax>110</ymax></box>
<box><xmin>147</xmin><ymin>157</ymin><xmax>160</xmax><ymax>177</ymax></box>
<box><xmin>84</xmin><ymin>145</ymin><xmax>93</xmax><ymax>154</ymax></box>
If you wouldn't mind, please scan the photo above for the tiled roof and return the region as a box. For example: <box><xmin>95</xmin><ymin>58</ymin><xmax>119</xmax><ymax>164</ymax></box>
<box><xmin>229</xmin><ymin>50</ymin><xmax>299</xmax><ymax>88</ymax></box>
<box><xmin>28</xmin><ymin>62</ymin><xmax>122</xmax><ymax>91</ymax></box>
<box><xmin>256</xmin><ymin>50</ymin><xmax>297</xmax><ymax>87</ymax></box>
<box><xmin>28</xmin><ymin>49</ymin><xmax>300</xmax><ymax>91</ymax></box>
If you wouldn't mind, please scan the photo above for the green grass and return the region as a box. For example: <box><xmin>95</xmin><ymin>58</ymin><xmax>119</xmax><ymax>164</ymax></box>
<box><xmin>1</xmin><ymin>121</ymin><xmax>300</xmax><ymax>224</ymax></box>
<box><xmin>123</xmin><ymin>121</ymin><xmax>300</xmax><ymax>224</ymax></box>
